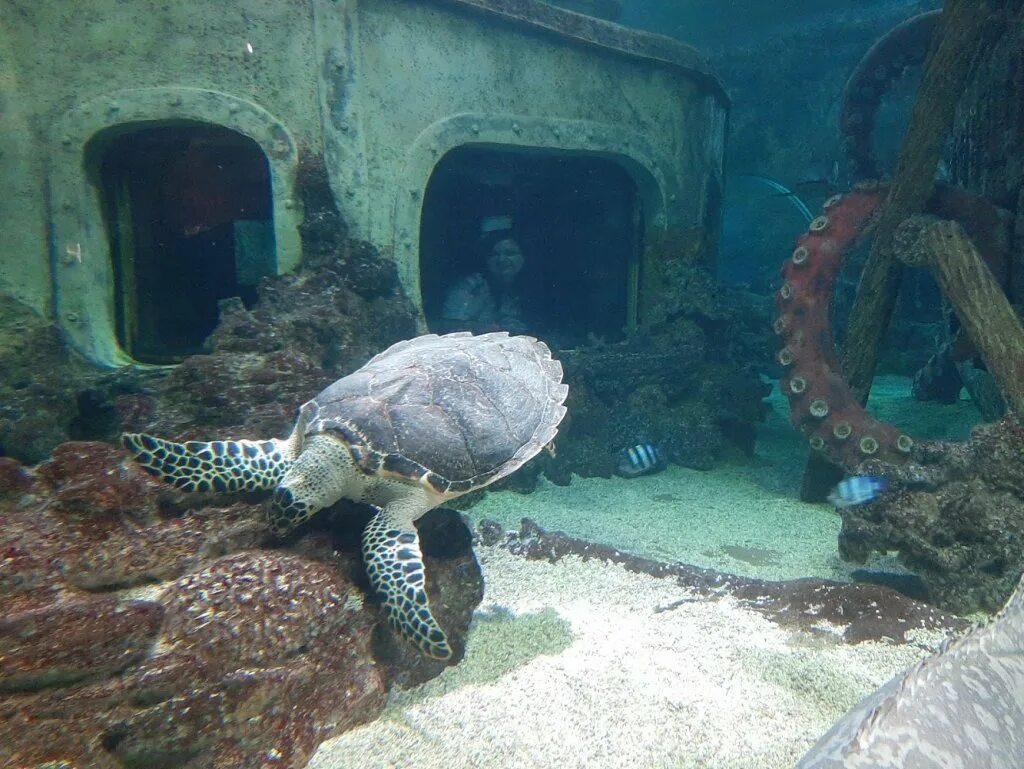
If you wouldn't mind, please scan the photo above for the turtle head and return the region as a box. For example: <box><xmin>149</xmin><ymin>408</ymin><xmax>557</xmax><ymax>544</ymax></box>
<box><xmin>268</xmin><ymin>433</ymin><xmax>359</xmax><ymax>535</ymax></box>
<box><xmin>270</xmin><ymin>486</ymin><xmax>311</xmax><ymax>534</ymax></box>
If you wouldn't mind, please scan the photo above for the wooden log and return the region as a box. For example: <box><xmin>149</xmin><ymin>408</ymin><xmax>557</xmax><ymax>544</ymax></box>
<box><xmin>895</xmin><ymin>216</ymin><xmax>1024</xmax><ymax>416</ymax></box>
<box><xmin>840</xmin><ymin>0</ymin><xmax>993</xmax><ymax>404</ymax></box>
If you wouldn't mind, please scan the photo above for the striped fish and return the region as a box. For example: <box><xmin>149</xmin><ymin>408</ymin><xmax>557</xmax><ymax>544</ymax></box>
<box><xmin>615</xmin><ymin>443</ymin><xmax>665</xmax><ymax>478</ymax></box>
<box><xmin>827</xmin><ymin>475</ymin><xmax>888</xmax><ymax>508</ymax></box>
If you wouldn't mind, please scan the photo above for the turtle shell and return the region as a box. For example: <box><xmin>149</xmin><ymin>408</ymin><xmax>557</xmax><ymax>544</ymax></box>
<box><xmin>304</xmin><ymin>331</ymin><xmax>568</xmax><ymax>496</ymax></box>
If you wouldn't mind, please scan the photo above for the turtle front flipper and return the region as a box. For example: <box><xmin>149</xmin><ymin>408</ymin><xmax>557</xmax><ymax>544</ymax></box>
<box><xmin>121</xmin><ymin>433</ymin><xmax>297</xmax><ymax>493</ymax></box>
<box><xmin>362</xmin><ymin>501</ymin><xmax>452</xmax><ymax>660</ymax></box>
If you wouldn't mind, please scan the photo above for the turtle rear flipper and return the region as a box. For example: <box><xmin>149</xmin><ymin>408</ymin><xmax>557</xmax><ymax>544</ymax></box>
<box><xmin>121</xmin><ymin>433</ymin><xmax>296</xmax><ymax>493</ymax></box>
<box><xmin>363</xmin><ymin>501</ymin><xmax>452</xmax><ymax>660</ymax></box>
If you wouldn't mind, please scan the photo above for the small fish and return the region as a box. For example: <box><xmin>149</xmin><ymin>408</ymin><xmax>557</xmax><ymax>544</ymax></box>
<box><xmin>615</xmin><ymin>444</ymin><xmax>665</xmax><ymax>478</ymax></box>
<box><xmin>827</xmin><ymin>475</ymin><xmax>888</xmax><ymax>507</ymax></box>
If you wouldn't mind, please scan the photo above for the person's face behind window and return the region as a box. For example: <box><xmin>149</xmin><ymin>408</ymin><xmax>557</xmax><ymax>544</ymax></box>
<box><xmin>486</xmin><ymin>238</ymin><xmax>524</xmax><ymax>284</ymax></box>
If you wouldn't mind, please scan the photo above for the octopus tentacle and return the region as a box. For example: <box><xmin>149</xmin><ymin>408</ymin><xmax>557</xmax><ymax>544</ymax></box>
<box><xmin>775</xmin><ymin>184</ymin><xmax>912</xmax><ymax>469</ymax></box>
<box><xmin>839</xmin><ymin>10</ymin><xmax>941</xmax><ymax>181</ymax></box>
<box><xmin>775</xmin><ymin>182</ymin><xmax>1011</xmax><ymax>471</ymax></box>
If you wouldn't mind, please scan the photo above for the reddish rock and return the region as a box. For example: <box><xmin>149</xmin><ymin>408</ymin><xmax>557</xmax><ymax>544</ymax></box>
<box><xmin>1</xmin><ymin>447</ymin><xmax>270</xmax><ymax>604</ymax></box>
<box><xmin>840</xmin><ymin>415</ymin><xmax>1024</xmax><ymax>613</ymax></box>
<box><xmin>103</xmin><ymin>551</ymin><xmax>386</xmax><ymax>769</ymax></box>
<box><xmin>35</xmin><ymin>441</ymin><xmax>154</xmax><ymax>518</ymax></box>
<box><xmin>0</xmin><ymin>596</ymin><xmax>163</xmax><ymax>692</ymax></box>
<box><xmin>113</xmin><ymin>392</ymin><xmax>158</xmax><ymax>433</ymax></box>
<box><xmin>0</xmin><ymin>548</ymin><xmax>389</xmax><ymax>769</ymax></box>
<box><xmin>159</xmin><ymin>552</ymin><xmax>364</xmax><ymax>667</ymax></box>
<box><xmin>1</xmin><ymin>684</ymin><xmax>129</xmax><ymax>769</ymax></box>
<box><xmin>0</xmin><ymin>442</ymin><xmax>482</xmax><ymax>768</ymax></box>
<box><xmin>58</xmin><ymin>504</ymin><xmax>269</xmax><ymax>592</ymax></box>
<box><xmin>0</xmin><ymin>457</ymin><xmax>33</xmax><ymax>500</ymax></box>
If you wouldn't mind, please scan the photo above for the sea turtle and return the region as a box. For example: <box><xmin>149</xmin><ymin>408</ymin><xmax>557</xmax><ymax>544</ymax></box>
<box><xmin>122</xmin><ymin>331</ymin><xmax>568</xmax><ymax>660</ymax></box>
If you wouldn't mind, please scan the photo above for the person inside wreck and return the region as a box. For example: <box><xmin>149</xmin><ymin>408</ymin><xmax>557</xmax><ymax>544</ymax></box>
<box><xmin>438</xmin><ymin>214</ymin><xmax>531</xmax><ymax>334</ymax></box>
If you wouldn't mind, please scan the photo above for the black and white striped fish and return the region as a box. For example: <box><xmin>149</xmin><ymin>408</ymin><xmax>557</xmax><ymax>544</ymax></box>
<box><xmin>615</xmin><ymin>443</ymin><xmax>665</xmax><ymax>477</ymax></box>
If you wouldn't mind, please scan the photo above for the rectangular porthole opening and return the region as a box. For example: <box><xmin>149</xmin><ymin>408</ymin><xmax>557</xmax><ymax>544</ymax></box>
<box><xmin>419</xmin><ymin>145</ymin><xmax>643</xmax><ymax>347</ymax></box>
<box><xmin>90</xmin><ymin>122</ymin><xmax>276</xmax><ymax>364</ymax></box>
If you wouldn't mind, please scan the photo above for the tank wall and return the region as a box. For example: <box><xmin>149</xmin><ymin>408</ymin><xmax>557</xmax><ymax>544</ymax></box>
<box><xmin>0</xmin><ymin>0</ymin><xmax>726</xmax><ymax>362</ymax></box>
<box><xmin>0</xmin><ymin>0</ymin><xmax>320</xmax><ymax>324</ymax></box>
<box><xmin>332</xmin><ymin>0</ymin><xmax>727</xmax><ymax>301</ymax></box>
<box><xmin>0</xmin><ymin>26</ymin><xmax>42</xmax><ymax>312</ymax></box>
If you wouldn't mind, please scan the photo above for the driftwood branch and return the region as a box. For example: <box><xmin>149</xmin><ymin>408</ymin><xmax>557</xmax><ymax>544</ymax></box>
<box><xmin>840</xmin><ymin>0</ymin><xmax>992</xmax><ymax>402</ymax></box>
<box><xmin>895</xmin><ymin>216</ymin><xmax>1024</xmax><ymax>416</ymax></box>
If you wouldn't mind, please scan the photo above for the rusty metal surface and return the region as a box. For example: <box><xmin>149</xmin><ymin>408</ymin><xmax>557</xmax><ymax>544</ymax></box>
<box><xmin>425</xmin><ymin>0</ymin><xmax>729</xmax><ymax>104</ymax></box>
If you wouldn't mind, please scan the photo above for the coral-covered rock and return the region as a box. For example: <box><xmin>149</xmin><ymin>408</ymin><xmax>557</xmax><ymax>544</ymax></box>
<box><xmin>0</xmin><ymin>443</ymin><xmax>484</xmax><ymax>768</ymax></box>
<box><xmin>0</xmin><ymin>446</ymin><xmax>270</xmax><ymax>601</ymax></box>
<box><xmin>0</xmin><ymin>596</ymin><xmax>163</xmax><ymax>692</ymax></box>
<box><xmin>1</xmin><ymin>551</ymin><xmax>386</xmax><ymax>769</ymax></box>
<box><xmin>0</xmin><ymin>293</ymin><xmax>100</xmax><ymax>463</ymax></box>
<box><xmin>0</xmin><ymin>456</ymin><xmax>33</xmax><ymax>500</ymax></box>
<box><xmin>158</xmin><ymin>551</ymin><xmax>363</xmax><ymax>668</ymax></box>
<box><xmin>838</xmin><ymin>416</ymin><xmax>1024</xmax><ymax>614</ymax></box>
<box><xmin>533</xmin><ymin>236</ymin><xmax>774</xmax><ymax>481</ymax></box>
<box><xmin>113</xmin><ymin>391</ymin><xmax>159</xmax><ymax>434</ymax></box>
<box><xmin>103</xmin><ymin>551</ymin><xmax>384</xmax><ymax>769</ymax></box>
<box><xmin>536</xmin><ymin>312</ymin><xmax>770</xmax><ymax>482</ymax></box>
<box><xmin>35</xmin><ymin>441</ymin><xmax>153</xmax><ymax>517</ymax></box>
<box><xmin>152</xmin><ymin>348</ymin><xmax>328</xmax><ymax>441</ymax></box>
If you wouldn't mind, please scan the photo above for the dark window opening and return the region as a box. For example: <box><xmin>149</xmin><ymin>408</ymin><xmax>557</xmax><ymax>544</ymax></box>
<box><xmin>93</xmin><ymin>122</ymin><xmax>275</xmax><ymax>363</ymax></box>
<box><xmin>420</xmin><ymin>146</ymin><xmax>642</xmax><ymax>348</ymax></box>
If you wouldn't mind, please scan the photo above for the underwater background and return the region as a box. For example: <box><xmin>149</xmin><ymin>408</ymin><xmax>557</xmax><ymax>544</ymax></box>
<box><xmin>2</xmin><ymin>0</ymin><xmax>1023</xmax><ymax>767</ymax></box>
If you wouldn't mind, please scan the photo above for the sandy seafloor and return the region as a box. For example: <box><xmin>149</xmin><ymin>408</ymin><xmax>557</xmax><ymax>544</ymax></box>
<box><xmin>308</xmin><ymin>377</ymin><xmax>981</xmax><ymax>769</ymax></box>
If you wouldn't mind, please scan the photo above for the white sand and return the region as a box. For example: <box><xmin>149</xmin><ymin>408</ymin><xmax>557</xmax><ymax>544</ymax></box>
<box><xmin>310</xmin><ymin>548</ymin><xmax>946</xmax><ymax>769</ymax></box>
<box><xmin>308</xmin><ymin>376</ymin><xmax>974</xmax><ymax>768</ymax></box>
<box><xmin>467</xmin><ymin>464</ymin><xmax>855</xmax><ymax>581</ymax></box>
<box><xmin>462</xmin><ymin>376</ymin><xmax>979</xmax><ymax>582</ymax></box>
